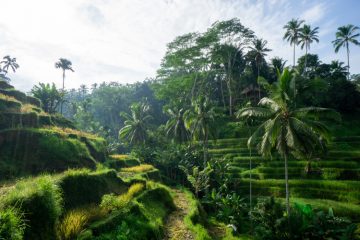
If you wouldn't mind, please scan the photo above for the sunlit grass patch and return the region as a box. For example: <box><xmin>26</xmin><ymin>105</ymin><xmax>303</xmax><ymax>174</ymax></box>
<box><xmin>56</xmin><ymin>205</ymin><xmax>106</xmax><ymax>240</ymax></box>
<box><xmin>100</xmin><ymin>183</ymin><xmax>145</xmax><ymax>211</ymax></box>
<box><xmin>110</xmin><ymin>154</ymin><xmax>129</xmax><ymax>160</ymax></box>
<box><xmin>121</xmin><ymin>164</ymin><xmax>155</xmax><ymax>173</ymax></box>
<box><xmin>42</xmin><ymin>126</ymin><xmax>100</xmax><ymax>139</ymax></box>
<box><xmin>20</xmin><ymin>103</ymin><xmax>42</xmax><ymax>113</ymax></box>
<box><xmin>0</xmin><ymin>93</ymin><xmax>19</xmax><ymax>102</ymax></box>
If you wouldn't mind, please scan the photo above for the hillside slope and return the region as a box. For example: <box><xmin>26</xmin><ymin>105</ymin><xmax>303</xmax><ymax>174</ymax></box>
<box><xmin>0</xmin><ymin>79</ymin><xmax>106</xmax><ymax>180</ymax></box>
<box><xmin>208</xmin><ymin>124</ymin><xmax>360</xmax><ymax>222</ymax></box>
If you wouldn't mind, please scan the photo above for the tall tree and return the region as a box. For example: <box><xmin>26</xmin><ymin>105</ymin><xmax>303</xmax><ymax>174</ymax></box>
<box><xmin>0</xmin><ymin>55</ymin><xmax>19</xmax><ymax>76</ymax></box>
<box><xmin>283</xmin><ymin>19</ymin><xmax>305</xmax><ymax>67</ymax></box>
<box><xmin>55</xmin><ymin>58</ymin><xmax>74</xmax><ymax>113</ymax></box>
<box><xmin>55</xmin><ymin>58</ymin><xmax>74</xmax><ymax>90</ymax></box>
<box><xmin>248</xmin><ymin>38</ymin><xmax>271</xmax><ymax>99</ymax></box>
<box><xmin>332</xmin><ymin>24</ymin><xmax>360</xmax><ymax>78</ymax></box>
<box><xmin>185</xmin><ymin>97</ymin><xmax>216</xmax><ymax>166</ymax></box>
<box><xmin>119</xmin><ymin>102</ymin><xmax>152</xmax><ymax>145</ymax></box>
<box><xmin>299</xmin><ymin>24</ymin><xmax>319</xmax><ymax>73</ymax></box>
<box><xmin>165</xmin><ymin>107</ymin><xmax>190</xmax><ymax>143</ymax></box>
<box><xmin>237</xmin><ymin>68</ymin><xmax>340</xmax><ymax>215</ymax></box>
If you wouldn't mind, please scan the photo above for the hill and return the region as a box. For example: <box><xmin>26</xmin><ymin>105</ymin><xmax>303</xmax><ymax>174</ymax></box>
<box><xmin>0</xmin><ymin>79</ymin><xmax>107</xmax><ymax>180</ymax></box>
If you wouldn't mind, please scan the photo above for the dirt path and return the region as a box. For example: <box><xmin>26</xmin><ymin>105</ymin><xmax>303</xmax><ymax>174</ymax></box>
<box><xmin>163</xmin><ymin>189</ymin><xmax>195</xmax><ymax>240</ymax></box>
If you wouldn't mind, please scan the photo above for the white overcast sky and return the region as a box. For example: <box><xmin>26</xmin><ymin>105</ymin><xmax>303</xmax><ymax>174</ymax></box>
<box><xmin>1</xmin><ymin>0</ymin><xmax>359</xmax><ymax>92</ymax></box>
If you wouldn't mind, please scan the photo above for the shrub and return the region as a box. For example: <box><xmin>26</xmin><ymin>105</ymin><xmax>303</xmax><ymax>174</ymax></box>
<box><xmin>251</xmin><ymin>197</ymin><xmax>358</xmax><ymax>240</ymax></box>
<box><xmin>59</xmin><ymin>169</ymin><xmax>127</xmax><ymax>210</ymax></box>
<box><xmin>0</xmin><ymin>175</ymin><xmax>63</xmax><ymax>240</ymax></box>
<box><xmin>0</xmin><ymin>208</ymin><xmax>25</xmax><ymax>240</ymax></box>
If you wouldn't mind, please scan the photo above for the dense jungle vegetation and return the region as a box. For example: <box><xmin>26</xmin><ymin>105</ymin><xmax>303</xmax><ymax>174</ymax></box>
<box><xmin>1</xmin><ymin>18</ymin><xmax>360</xmax><ymax>240</ymax></box>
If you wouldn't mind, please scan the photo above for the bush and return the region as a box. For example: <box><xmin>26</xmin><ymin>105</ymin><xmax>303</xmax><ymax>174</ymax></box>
<box><xmin>0</xmin><ymin>208</ymin><xmax>25</xmax><ymax>240</ymax></box>
<box><xmin>251</xmin><ymin>197</ymin><xmax>358</xmax><ymax>240</ymax></box>
<box><xmin>59</xmin><ymin>169</ymin><xmax>127</xmax><ymax>210</ymax></box>
<box><xmin>0</xmin><ymin>175</ymin><xmax>63</xmax><ymax>240</ymax></box>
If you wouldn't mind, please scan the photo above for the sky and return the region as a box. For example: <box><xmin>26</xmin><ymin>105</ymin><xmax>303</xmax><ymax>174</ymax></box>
<box><xmin>0</xmin><ymin>0</ymin><xmax>359</xmax><ymax>92</ymax></box>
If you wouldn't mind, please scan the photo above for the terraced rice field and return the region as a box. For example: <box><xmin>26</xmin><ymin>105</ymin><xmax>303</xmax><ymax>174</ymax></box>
<box><xmin>208</xmin><ymin>137</ymin><xmax>360</xmax><ymax>222</ymax></box>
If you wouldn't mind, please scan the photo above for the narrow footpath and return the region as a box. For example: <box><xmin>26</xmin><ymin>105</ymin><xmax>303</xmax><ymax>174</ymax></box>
<box><xmin>163</xmin><ymin>189</ymin><xmax>195</xmax><ymax>240</ymax></box>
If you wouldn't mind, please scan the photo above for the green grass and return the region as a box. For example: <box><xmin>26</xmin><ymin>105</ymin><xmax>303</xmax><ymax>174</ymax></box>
<box><xmin>280</xmin><ymin>197</ymin><xmax>360</xmax><ymax>222</ymax></box>
<box><xmin>0</xmin><ymin>175</ymin><xmax>62</xmax><ymax>240</ymax></box>
<box><xmin>183</xmin><ymin>189</ymin><xmax>212</xmax><ymax>240</ymax></box>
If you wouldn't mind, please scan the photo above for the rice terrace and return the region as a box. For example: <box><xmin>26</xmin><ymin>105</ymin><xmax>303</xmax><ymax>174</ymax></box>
<box><xmin>0</xmin><ymin>0</ymin><xmax>360</xmax><ymax>239</ymax></box>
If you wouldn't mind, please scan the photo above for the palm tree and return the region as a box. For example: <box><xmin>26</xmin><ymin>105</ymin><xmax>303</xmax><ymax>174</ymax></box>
<box><xmin>237</xmin><ymin>68</ymin><xmax>340</xmax><ymax>215</ymax></box>
<box><xmin>332</xmin><ymin>24</ymin><xmax>360</xmax><ymax>78</ymax></box>
<box><xmin>248</xmin><ymin>39</ymin><xmax>272</xmax><ymax>99</ymax></box>
<box><xmin>283</xmin><ymin>19</ymin><xmax>305</xmax><ymax>67</ymax></box>
<box><xmin>299</xmin><ymin>24</ymin><xmax>319</xmax><ymax>73</ymax></box>
<box><xmin>55</xmin><ymin>58</ymin><xmax>74</xmax><ymax>113</ymax></box>
<box><xmin>185</xmin><ymin>97</ymin><xmax>216</xmax><ymax>166</ymax></box>
<box><xmin>165</xmin><ymin>107</ymin><xmax>190</xmax><ymax>143</ymax></box>
<box><xmin>270</xmin><ymin>57</ymin><xmax>287</xmax><ymax>73</ymax></box>
<box><xmin>119</xmin><ymin>102</ymin><xmax>152</xmax><ymax>145</ymax></box>
<box><xmin>55</xmin><ymin>58</ymin><xmax>74</xmax><ymax>90</ymax></box>
<box><xmin>330</xmin><ymin>60</ymin><xmax>348</xmax><ymax>78</ymax></box>
<box><xmin>0</xmin><ymin>55</ymin><xmax>19</xmax><ymax>76</ymax></box>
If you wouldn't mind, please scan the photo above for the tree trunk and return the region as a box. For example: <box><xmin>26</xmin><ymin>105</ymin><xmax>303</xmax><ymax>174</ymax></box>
<box><xmin>347</xmin><ymin>42</ymin><xmax>350</xmax><ymax>79</ymax></box>
<box><xmin>60</xmin><ymin>70</ymin><xmax>65</xmax><ymax>114</ymax></box>
<box><xmin>304</xmin><ymin>46</ymin><xmax>308</xmax><ymax>75</ymax></box>
<box><xmin>227</xmin><ymin>79</ymin><xmax>233</xmax><ymax>116</ymax></box>
<box><xmin>257</xmin><ymin>65</ymin><xmax>261</xmax><ymax>101</ymax></box>
<box><xmin>284</xmin><ymin>153</ymin><xmax>290</xmax><ymax>215</ymax></box>
<box><xmin>203</xmin><ymin>130</ymin><xmax>209</xmax><ymax>167</ymax></box>
<box><xmin>293</xmin><ymin>43</ymin><xmax>296</xmax><ymax>67</ymax></box>
<box><xmin>248</xmin><ymin>125</ymin><xmax>253</xmax><ymax>234</ymax></box>
<box><xmin>220</xmin><ymin>78</ymin><xmax>226</xmax><ymax>108</ymax></box>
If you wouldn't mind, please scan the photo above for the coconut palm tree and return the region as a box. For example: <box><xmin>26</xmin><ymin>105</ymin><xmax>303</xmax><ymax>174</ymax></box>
<box><xmin>55</xmin><ymin>58</ymin><xmax>74</xmax><ymax>90</ymax></box>
<box><xmin>283</xmin><ymin>19</ymin><xmax>305</xmax><ymax>67</ymax></box>
<box><xmin>330</xmin><ymin>60</ymin><xmax>348</xmax><ymax>78</ymax></box>
<box><xmin>165</xmin><ymin>107</ymin><xmax>190</xmax><ymax>143</ymax></box>
<box><xmin>185</xmin><ymin>97</ymin><xmax>216</xmax><ymax>166</ymax></box>
<box><xmin>332</xmin><ymin>24</ymin><xmax>360</xmax><ymax>78</ymax></box>
<box><xmin>119</xmin><ymin>102</ymin><xmax>152</xmax><ymax>145</ymax></box>
<box><xmin>0</xmin><ymin>55</ymin><xmax>19</xmax><ymax>76</ymax></box>
<box><xmin>237</xmin><ymin>68</ymin><xmax>340</xmax><ymax>215</ymax></box>
<box><xmin>248</xmin><ymin>39</ymin><xmax>272</xmax><ymax>99</ymax></box>
<box><xmin>299</xmin><ymin>24</ymin><xmax>319</xmax><ymax>74</ymax></box>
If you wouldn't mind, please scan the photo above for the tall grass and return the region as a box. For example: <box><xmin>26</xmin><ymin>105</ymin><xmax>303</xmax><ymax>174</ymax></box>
<box><xmin>0</xmin><ymin>207</ymin><xmax>25</xmax><ymax>240</ymax></box>
<box><xmin>56</xmin><ymin>206</ymin><xmax>106</xmax><ymax>240</ymax></box>
<box><xmin>0</xmin><ymin>175</ymin><xmax>63</xmax><ymax>240</ymax></box>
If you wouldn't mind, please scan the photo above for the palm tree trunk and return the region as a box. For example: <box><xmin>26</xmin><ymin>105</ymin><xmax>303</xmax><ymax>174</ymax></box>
<box><xmin>220</xmin><ymin>78</ymin><xmax>226</xmax><ymax>108</ymax></box>
<box><xmin>284</xmin><ymin>153</ymin><xmax>290</xmax><ymax>215</ymax></box>
<box><xmin>62</xmin><ymin>69</ymin><xmax>65</xmax><ymax>90</ymax></box>
<box><xmin>257</xmin><ymin>65</ymin><xmax>261</xmax><ymax>101</ymax></box>
<box><xmin>227</xmin><ymin>79</ymin><xmax>233</xmax><ymax>116</ymax></box>
<box><xmin>248</xmin><ymin>124</ymin><xmax>253</xmax><ymax>234</ymax></box>
<box><xmin>60</xmin><ymin>69</ymin><xmax>65</xmax><ymax>114</ymax></box>
<box><xmin>304</xmin><ymin>47</ymin><xmax>308</xmax><ymax>75</ymax></box>
<box><xmin>293</xmin><ymin>43</ymin><xmax>296</xmax><ymax>67</ymax></box>
<box><xmin>346</xmin><ymin>42</ymin><xmax>350</xmax><ymax>79</ymax></box>
<box><xmin>203</xmin><ymin>130</ymin><xmax>209</xmax><ymax>167</ymax></box>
